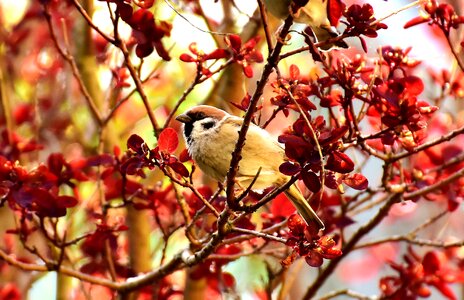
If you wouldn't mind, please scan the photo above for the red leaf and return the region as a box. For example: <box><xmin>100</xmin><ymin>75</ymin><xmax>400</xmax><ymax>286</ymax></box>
<box><xmin>117</xmin><ymin>3</ymin><xmax>134</xmax><ymax>23</ymax></box>
<box><xmin>305</xmin><ymin>251</ymin><xmax>323</xmax><ymax>267</ymax></box>
<box><xmin>320</xmin><ymin>247</ymin><xmax>342</xmax><ymax>259</ymax></box>
<box><xmin>0</xmin><ymin>283</ymin><xmax>21</xmax><ymax>300</ymax></box>
<box><xmin>225</xmin><ymin>34</ymin><xmax>242</xmax><ymax>51</ymax></box>
<box><xmin>404</xmin><ymin>16</ymin><xmax>430</xmax><ymax>29</ymax></box>
<box><xmin>31</xmin><ymin>189</ymin><xmax>68</xmax><ymax>218</ymax></box>
<box><xmin>216</xmin><ymin>244</ymin><xmax>241</xmax><ymax>257</ymax></box>
<box><xmin>327</xmin><ymin>0</ymin><xmax>345</xmax><ymax>26</ymax></box>
<box><xmin>301</xmin><ymin>170</ymin><xmax>321</xmax><ymax>193</ymax></box>
<box><xmin>243</xmin><ymin>65</ymin><xmax>254</xmax><ymax>78</ymax></box>
<box><xmin>404</xmin><ymin>76</ymin><xmax>424</xmax><ymax>96</ymax></box>
<box><xmin>222</xmin><ymin>272</ymin><xmax>236</xmax><ymax>288</ymax></box>
<box><xmin>114</xmin><ymin>145</ymin><xmax>121</xmax><ymax>157</ymax></box>
<box><xmin>320</xmin><ymin>90</ymin><xmax>343</xmax><ymax>107</ymax></box>
<box><xmin>289</xmin><ymin>64</ymin><xmax>300</xmax><ymax>80</ymax></box>
<box><xmin>135</xmin><ymin>43</ymin><xmax>154</xmax><ymax>58</ymax></box>
<box><xmin>422</xmin><ymin>251</ymin><xmax>441</xmax><ymax>275</ymax></box>
<box><xmin>158</xmin><ymin>128</ymin><xmax>178</xmax><ymax>153</ymax></box>
<box><xmin>127</xmin><ymin>134</ymin><xmax>146</xmax><ymax>154</ymax></box>
<box><xmin>120</xmin><ymin>157</ymin><xmax>146</xmax><ymax>176</ymax></box>
<box><xmin>169</xmin><ymin>161</ymin><xmax>189</xmax><ymax>177</ymax></box>
<box><xmin>287</xmin><ymin>214</ymin><xmax>306</xmax><ymax>236</ymax></box>
<box><xmin>324</xmin><ymin>172</ymin><xmax>339</xmax><ymax>190</ymax></box>
<box><xmin>153</xmin><ymin>40</ymin><xmax>171</xmax><ymax>61</ymax></box>
<box><xmin>343</xmin><ymin>173</ymin><xmax>368</xmax><ymax>190</ymax></box>
<box><xmin>326</xmin><ymin>151</ymin><xmax>354</xmax><ymax>174</ymax></box>
<box><xmin>432</xmin><ymin>281</ymin><xmax>457</xmax><ymax>300</ymax></box>
<box><xmin>57</xmin><ymin>195</ymin><xmax>78</xmax><ymax>208</ymax></box>
<box><xmin>204</xmin><ymin>48</ymin><xmax>229</xmax><ymax>60</ymax></box>
<box><xmin>179</xmin><ymin>148</ymin><xmax>191</xmax><ymax>162</ymax></box>
<box><xmin>279</xmin><ymin>161</ymin><xmax>301</xmax><ymax>176</ymax></box>
<box><xmin>13</xmin><ymin>103</ymin><xmax>34</xmax><ymax>125</ymax></box>
<box><xmin>318</xmin><ymin>235</ymin><xmax>336</xmax><ymax>249</ymax></box>
<box><xmin>271</xmin><ymin>193</ymin><xmax>296</xmax><ymax>217</ymax></box>
<box><xmin>359</xmin><ymin>36</ymin><xmax>368</xmax><ymax>53</ymax></box>
<box><xmin>179</xmin><ymin>53</ymin><xmax>195</xmax><ymax>62</ymax></box>
<box><xmin>319</xmin><ymin>125</ymin><xmax>348</xmax><ymax>146</ymax></box>
<box><xmin>48</xmin><ymin>153</ymin><xmax>65</xmax><ymax>176</ymax></box>
<box><xmin>130</xmin><ymin>9</ymin><xmax>154</xmax><ymax>30</ymax></box>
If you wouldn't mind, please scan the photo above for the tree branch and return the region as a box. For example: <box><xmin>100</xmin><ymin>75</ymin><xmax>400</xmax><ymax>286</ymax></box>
<box><xmin>303</xmin><ymin>194</ymin><xmax>401</xmax><ymax>299</ymax></box>
<box><xmin>225</xmin><ymin>14</ymin><xmax>294</xmax><ymax>208</ymax></box>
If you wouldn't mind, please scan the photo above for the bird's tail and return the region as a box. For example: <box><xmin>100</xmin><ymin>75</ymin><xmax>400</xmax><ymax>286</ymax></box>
<box><xmin>284</xmin><ymin>184</ymin><xmax>325</xmax><ymax>230</ymax></box>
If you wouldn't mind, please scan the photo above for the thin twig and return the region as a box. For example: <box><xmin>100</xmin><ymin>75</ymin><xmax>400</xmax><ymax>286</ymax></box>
<box><xmin>356</xmin><ymin>236</ymin><xmax>464</xmax><ymax>249</ymax></box>
<box><xmin>303</xmin><ymin>194</ymin><xmax>401</xmax><ymax>300</ymax></box>
<box><xmin>225</xmin><ymin>14</ymin><xmax>294</xmax><ymax>208</ymax></box>
<box><xmin>224</xmin><ymin>220</ymin><xmax>287</xmax><ymax>244</ymax></box>
<box><xmin>389</xmin><ymin>125</ymin><xmax>464</xmax><ymax>162</ymax></box>
<box><xmin>71</xmin><ymin>0</ymin><xmax>115</xmax><ymax>44</ymax></box>
<box><xmin>42</xmin><ymin>3</ymin><xmax>103</xmax><ymax>126</ymax></box>
<box><xmin>318</xmin><ymin>289</ymin><xmax>378</xmax><ymax>300</ymax></box>
<box><xmin>231</xmin><ymin>227</ymin><xmax>287</xmax><ymax>244</ymax></box>
<box><xmin>163</xmin><ymin>68</ymin><xmax>202</xmax><ymax>130</ymax></box>
<box><xmin>404</xmin><ymin>166</ymin><xmax>464</xmax><ymax>199</ymax></box>
<box><xmin>118</xmin><ymin>41</ymin><xmax>161</xmax><ymax>136</ymax></box>
<box><xmin>371</xmin><ymin>0</ymin><xmax>423</xmax><ymax>26</ymax></box>
<box><xmin>163</xmin><ymin>0</ymin><xmax>230</xmax><ymax>36</ymax></box>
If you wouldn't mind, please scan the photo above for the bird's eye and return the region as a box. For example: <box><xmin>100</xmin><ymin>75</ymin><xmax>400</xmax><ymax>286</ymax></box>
<box><xmin>202</xmin><ymin>121</ymin><xmax>215</xmax><ymax>129</ymax></box>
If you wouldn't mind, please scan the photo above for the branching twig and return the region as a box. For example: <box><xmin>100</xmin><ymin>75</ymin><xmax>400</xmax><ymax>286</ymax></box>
<box><xmin>42</xmin><ymin>3</ymin><xmax>103</xmax><ymax>126</ymax></box>
<box><xmin>303</xmin><ymin>193</ymin><xmax>401</xmax><ymax>299</ymax></box>
<box><xmin>71</xmin><ymin>0</ymin><xmax>115</xmax><ymax>44</ymax></box>
<box><xmin>225</xmin><ymin>14</ymin><xmax>294</xmax><ymax>208</ymax></box>
<box><xmin>404</xmin><ymin>166</ymin><xmax>464</xmax><ymax>199</ymax></box>
<box><xmin>231</xmin><ymin>226</ymin><xmax>287</xmax><ymax>244</ymax></box>
<box><xmin>389</xmin><ymin>125</ymin><xmax>464</xmax><ymax>162</ymax></box>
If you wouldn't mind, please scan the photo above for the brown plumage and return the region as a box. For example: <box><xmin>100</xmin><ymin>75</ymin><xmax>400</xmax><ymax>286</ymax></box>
<box><xmin>176</xmin><ymin>105</ymin><xmax>325</xmax><ymax>230</ymax></box>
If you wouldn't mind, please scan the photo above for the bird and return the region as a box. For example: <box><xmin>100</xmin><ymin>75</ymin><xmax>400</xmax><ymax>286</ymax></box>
<box><xmin>263</xmin><ymin>0</ymin><xmax>348</xmax><ymax>50</ymax></box>
<box><xmin>176</xmin><ymin>105</ymin><xmax>325</xmax><ymax>230</ymax></box>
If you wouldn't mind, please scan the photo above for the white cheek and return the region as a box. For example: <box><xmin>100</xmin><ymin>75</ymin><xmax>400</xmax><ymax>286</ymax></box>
<box><xmin>188</xmin><ymin>124</ymin><xmax>215</xmax><ymax>156</ymax></box>
<box><xmin>186</xmin><ymin>120</ymin><xmax>234</xmax><ymax>181</ymax></box>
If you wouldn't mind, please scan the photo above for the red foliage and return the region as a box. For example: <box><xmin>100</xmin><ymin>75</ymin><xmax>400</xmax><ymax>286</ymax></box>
<box><xmin>380</xmin><ymin>248</ymin><xmax>458</xmax><ymax>300</ymax></box>
<box><xmin>342</xmin><ymin>3</ymin><xmax>388</xmax><ymax>51</ymax></box>
<box><xmin>158</xmin><ymin>128</ymin><xmax>179</xmax><ymax>153</ymax></box>
<box><xmin>225</xmin><ymin>34</ymin><xmax>264</xmax><ymax>78</ymax></box>
<box><xmin>283</xmin><ymin>215</ymin><xmax>342</xmax><ymax>268</ymax></box>
<box><xmin>104</xmin><ymin>1</ymin><xmax>172</xmax><ymax>59</ymax></box>
<box><xmin>404</xmin><ymin>0</ymin><xmax>464</xmax><ymax>36</ymax></box>
<box><xmin>180</xmin><ymin>42</ymin><xmax>230</xmax><ymax>77</ymax></box>
<box><xmin>0</xmin><ymin>283</ymin><xmax>21</xmax><ymax>300</ymax></box>
<box><xmin>277</xmin><ymin>107</ymin><xmax>367</xmax><ymax>193</ymax></box>
<box><xmin>2</xmin><ymin>0</ymin><xmax>464</xmax><ymax>298</ymax></box>
<box><xmin>0</xmin><ymin>154</ymin><xmax>82</xmax><ymax>219</ymax></box>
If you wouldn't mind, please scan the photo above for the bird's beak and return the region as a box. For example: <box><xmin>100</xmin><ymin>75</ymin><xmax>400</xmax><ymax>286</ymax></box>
<box><xmin>175</xmin><ymin>113</ymin><xmax>191</xmax><ymax>123</ymax></box>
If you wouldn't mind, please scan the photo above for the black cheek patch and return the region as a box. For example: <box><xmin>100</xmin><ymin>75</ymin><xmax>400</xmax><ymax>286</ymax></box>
<box><xmin>183</xmin><ymin>123</ymin><xmax>193</xmax><ymax>144</ymax></box>
<box><xmin>202</xmin><ymin>121</ymin><xmax>215</xmax><ymax>130</ymax></box>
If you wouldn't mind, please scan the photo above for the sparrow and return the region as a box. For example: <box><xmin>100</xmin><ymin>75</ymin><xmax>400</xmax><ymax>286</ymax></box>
<box><xmin>264</xmin><ymin>0</ymin><xmax>348</xmax><ymax>50</ymax></box>
<box><xmin>176</xmin><ymin>105</ymin><xmax>325</xmax><ymax>230</ymax></box>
